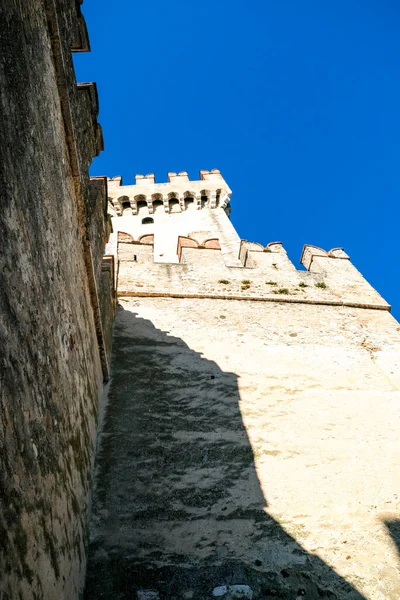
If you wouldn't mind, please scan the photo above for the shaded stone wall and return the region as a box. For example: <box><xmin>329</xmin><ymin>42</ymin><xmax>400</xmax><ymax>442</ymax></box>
<box><xmin>85</xmin><ymin>170</ymin><xmax>400</xmax><ymax>598</ymax></box>
<box><xmin>0</xmin><ymin>1</ymin><xmax>115</xmax><ymax>598</ymax></box>
<box><xmin>86</xmin><ymin>297</ymin><xmax>400</xmax><ymax>599</ymax></box>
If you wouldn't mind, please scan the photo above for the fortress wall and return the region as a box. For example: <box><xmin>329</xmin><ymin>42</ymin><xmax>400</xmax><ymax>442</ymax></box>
<box><xmin>116</xmin><ymin>243</ymin><xmax>388</xmax><ymax>310</ymax></box>
<box><xmin>87</xmin><ymin>178</ymin><xmax>116</xmax><ymax>361</ymax></box>
<box><xmin>0</xmin><ymin>1</ymin><xmax>114</xmax><ymax>598</ymax></box>
<box><xmin>109</xmin><ymin>174</ymin><xmax>388</xmax><ymax>311</ymax></box>
<box><xmin>86</xmin><ymin>296</ymin><xmax>400</xmax><ymax>598</ymax></box>
<box><xmin>86</xmin><ymin>172</ymin><xmax>400</xmax><ymax>596</ymax></box>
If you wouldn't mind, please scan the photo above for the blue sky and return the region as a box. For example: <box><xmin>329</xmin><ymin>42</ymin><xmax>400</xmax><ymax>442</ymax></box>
<box><xmin>74</xmin><ymin>0</ymin><xmax>400</xmax><ymax>318</ymax></box>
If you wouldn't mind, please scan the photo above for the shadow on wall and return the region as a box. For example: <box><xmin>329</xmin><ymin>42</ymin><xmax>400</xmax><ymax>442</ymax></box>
<box><xmin>384</xmin><ymin>519</ymin><xmax>400</xmax><ymax>560</ymax></box>
<box><xmin>84</xmin><ymin>305</ymin><xmax>365</xmax><ymax>600</ymax></box>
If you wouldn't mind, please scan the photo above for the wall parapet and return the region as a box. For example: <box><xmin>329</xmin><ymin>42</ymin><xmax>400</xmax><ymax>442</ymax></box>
<box><xmin>116</xmin><ymin>240</ymin><xmax>390</xmax><ymax>311</ymax></box>
<box><xmin>106</xmin><ymin>169</ymin><xmax>232</xmax><ymax>215</ymax></box>
<box><xmin>301</xmin><ymin>244</ymin><xmax>350</xmax><ymax>270</ymax></box>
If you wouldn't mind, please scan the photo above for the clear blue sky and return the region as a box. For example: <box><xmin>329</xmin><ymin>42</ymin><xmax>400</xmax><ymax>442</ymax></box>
<box><xmin>74</xmin><ymin>0</ymin><xmax>400</xmax><ymax>318</ymax></box>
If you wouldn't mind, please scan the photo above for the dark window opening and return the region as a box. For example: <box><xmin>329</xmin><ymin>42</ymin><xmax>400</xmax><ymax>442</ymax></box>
<box><xmin>142</xmin><ymin>217</ymin><xmax>154</xmax><ymax>225</ymax></box>
<box><xmin>121</xmin><ymin>201</ymin><xmax>131</xmax><ymax>215</ymax></box>
<box><xmin>184</xmin><ymin>197</ymin><xmax>194</xmax><ymax>210</ymax></box>
<box><xmin>169</xmin><ymin>199</ymin><xmax>180</xmax><ymax>213</ymax></box>
<box><xmin>153</xmin><ymin>200</ymin><xmax>164</xmax><ymax>212</ymax></box>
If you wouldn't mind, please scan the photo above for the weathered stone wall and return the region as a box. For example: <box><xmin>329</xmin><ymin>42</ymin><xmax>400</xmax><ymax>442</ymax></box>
<box><xmin>117</xmin><ymin>241</ymin><xmax>388</xmax><ymax>310</ymax></box>
<box><xmin>86</xmin><ymin>297</ymin><xmax>400</xmax><ymax>599</ymax></box>
<box><xmin>85</xmin><ymin>170</ymin><xmax>400</xmax><ymax>598</ymax></box>
<box><xmin>0</xmin><ymin>1</ymin><xmax>114</xmax><ymax>598</ymax></box>
<box><xmin>87</xmin><ymin>177</ymin><xmax>116</xmax><ymax>360</ymax></box>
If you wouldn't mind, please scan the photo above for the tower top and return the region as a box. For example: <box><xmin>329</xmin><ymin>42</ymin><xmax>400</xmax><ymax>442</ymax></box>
<box><xmin>106</xmin><ymin>169</ymin><xmax>232</xmax><ymax>211</ymax></box>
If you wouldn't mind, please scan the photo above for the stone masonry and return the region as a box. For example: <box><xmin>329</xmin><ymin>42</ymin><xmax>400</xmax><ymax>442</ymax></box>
<box><xmin>0</xmin><ymin>2</ymin><xmax>115</xmax><ymax>599</ymax></box>
<box><xmin>2</xmin><ymin>2</ymin><xmax>400</xmax><ymax>598</ymax></box>
<box><xmin>85</xmin><ymin>171</ymin><xmax>400</xmax><ymax>599</ymax></box>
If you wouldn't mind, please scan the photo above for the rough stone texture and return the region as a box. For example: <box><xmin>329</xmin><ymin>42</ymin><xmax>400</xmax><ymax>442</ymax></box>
<box><xmin>86</xmin><ymin>175</ymin><xmax>400</xmax><ymax>599</ymax></box>
<box><xmin>86</xmin><ymin>298</ymin><xmax>400</xmax><ymax>599</ymax></box>
<box><xmin>0</xmin><ymin>1</ymin><xmax>114</xmax><ymax>598</ymax></box>
<box><xmin>116</xmin><ymin>243</ymin><xmax>388</xmax><ymax>310</ymax></box>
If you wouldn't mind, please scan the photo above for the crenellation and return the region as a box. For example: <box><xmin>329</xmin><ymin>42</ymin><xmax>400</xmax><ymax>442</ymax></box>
<box><xmin>75</xmin><ymin>82</ymin><xmax>104</xmax><ymax>165</ymax></box>
<box><xmin>116</xmin><ymin>240</ymin><xmax>389</xmax><ymax>310</ymax></box>
<box><xmin>200</xmin><ymin>168</ymin><xmax>225</xmax><ymax>182</ymax></box>
<box><xmin>246</xmin><ymin>245</ymin><xmax>297</xmax><ymax>274</ymax></box>
<box><xmin>168</xmin><ymin>171</ymin><xmax>189</xmax><ymax>182</ymax></box>
<box><xmin>108</xmin><ymin>175</ymin><xmax>123</xmax><ymax>185</ymax></box>
<box><xmin>300</xmin><ymin>244</ymin><xmax>350</xmax><ymax>271</ymax></box>
<box><xmin>135</xmin><ymin>173</ymin><xmax>155</xmax><ymax>184</ymax></box>
<box><xmin>111</xmin><ymin>173</ymin><xmax>390</xmax><ymax>311</ymax></box>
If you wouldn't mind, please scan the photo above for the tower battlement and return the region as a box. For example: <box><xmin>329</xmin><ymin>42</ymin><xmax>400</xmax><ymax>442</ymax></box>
<box><xmin>107</xmin><ymin>169</ymin><xmax>232</xmax><ymax>216</ymax></box>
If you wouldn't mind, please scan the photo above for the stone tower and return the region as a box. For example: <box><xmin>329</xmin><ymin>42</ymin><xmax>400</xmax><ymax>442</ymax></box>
<box><xmin>85</xmin><ymin>171</ymin><xmax>400</xmax><ymax>599</ymax></box>
<box><xmin>106</xmin><ymin>169</ymin><xmax>238</xmax><ymax>265</ymax></box>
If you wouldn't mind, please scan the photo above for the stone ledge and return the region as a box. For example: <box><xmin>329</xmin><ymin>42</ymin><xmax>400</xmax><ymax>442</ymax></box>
<box><xmin>117</xmin><ymin>290</ymin><xmax>391</xmax><ymax>311</ymax></box>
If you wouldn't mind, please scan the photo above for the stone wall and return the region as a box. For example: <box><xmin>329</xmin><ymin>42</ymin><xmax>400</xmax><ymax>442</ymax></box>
<box><xmin>116</xmin><ymin>241</ymin><xmax>388</xmax><ymax>310</ymax></box>
<box><xmin>85</xmin><ymin>169</ymin><xmax>400</xmax><ymax>598</ymax></box>
<box><xmin>86</xmin><ymin>296</ymin><xmax>400</xmax><ymax>599</ymax></box>
<box><xmin>0</xmin><ymin>1</ymin><xmax>115</xmax><ymax>598</ymax></box>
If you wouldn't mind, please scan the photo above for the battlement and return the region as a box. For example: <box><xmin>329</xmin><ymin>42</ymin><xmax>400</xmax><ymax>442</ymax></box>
<box><xmin>112</xmin><ymin>233</ymin><xmax>390</xmax><ymax>310</ymax></box>
<box><xmin>106</xmin><ymin>168</ymin><xmax>390</xmax><ymax>308</ymax></box>
<box><xmin>107</xmin><ymin>169</ymin><xmax>232</xmax><ymax>215</ymax></box>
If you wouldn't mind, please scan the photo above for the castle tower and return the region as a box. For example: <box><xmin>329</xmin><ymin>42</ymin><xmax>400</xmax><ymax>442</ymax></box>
<box><xmin>86</xmin><ymin>171</ymin><xmax>400</xmax><ymax>599</ymax></box>
<box><xmin>106</xmin><ymin>169</ymin><xmax>240</xmax><ymax>266</ymax></box>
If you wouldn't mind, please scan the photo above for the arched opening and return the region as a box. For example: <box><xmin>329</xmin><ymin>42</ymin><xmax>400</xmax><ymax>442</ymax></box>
<box><xmin>184</xmin><ymin>197</ymin><xmax>195</xmax><ymax>210</ymax></box>
<box><xmin>121</xmin><ymin>202</ymin><xmax>131</xmax><ymax>215</ymax></box>
<box><xmin>119</xmin><ymin>195</ymin><xmax>131</xmax><ymax>215</ymax></box>
<box><xmin>169</xmin><ymin>199</ymin><xmax>180</xmax><ymax>214</ymax></box>
<box><xmin>153</xmin><ymin>200</ymin><xmax>164</xmax><ymax>214</ymax></box>
<box><xmin>136</xmin><ymin>200</ymin><xmax>148</xmax><ymax>214</ymax></box>
<box><xmin>142</xmin><ymin>217</ymin><xmax>154</xmax><ymax>225</ymax></box>
<box><xmin>201</xmin><ymin>195</ymin><xmax>208</xmax><ymax>209</ymax></box>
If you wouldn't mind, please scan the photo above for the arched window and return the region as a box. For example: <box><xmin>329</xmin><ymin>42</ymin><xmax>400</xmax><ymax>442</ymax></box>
<box><xmin>142</xmin><ymin>217</ymin><xmax>154</xmax><ymax>225</ymax></box>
